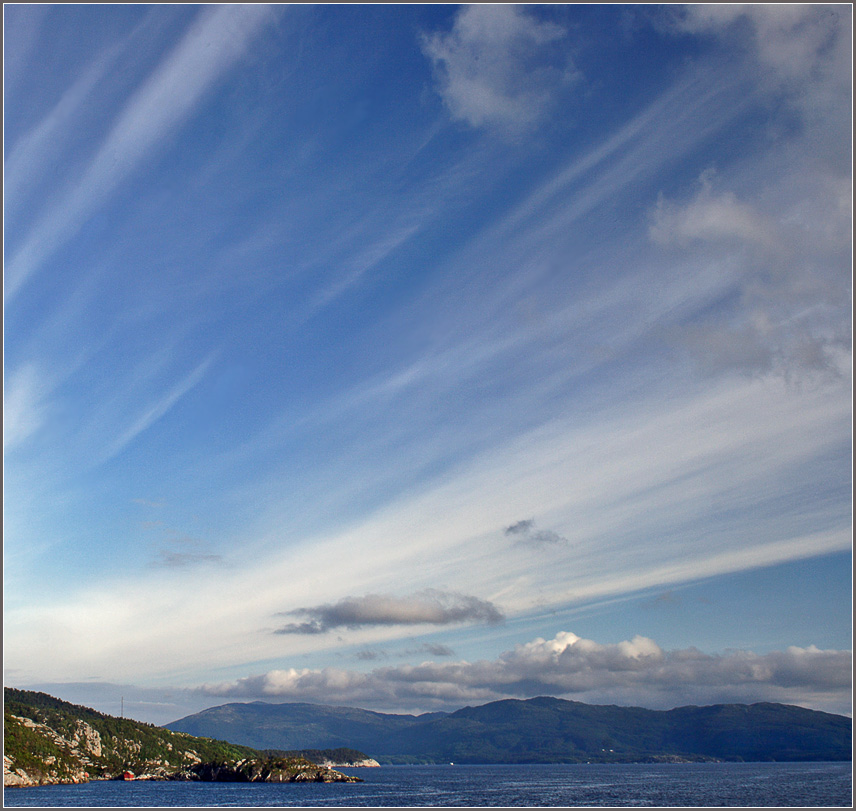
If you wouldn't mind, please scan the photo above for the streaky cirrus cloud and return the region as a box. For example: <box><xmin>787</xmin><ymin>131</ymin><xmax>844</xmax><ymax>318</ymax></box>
<box><xmin>3</xmin><ymin>363</ymin><xmax>51</xmax><ymax>450</ymax></box>
<box><xmin>100</xmin><ymin>353</ymin><xmax>216</xmax><ymax>462</ymax></box>
<box><xmin>274</xmin><ymin>589</ymin><xmax>505</xmax><ymax>635</ymax></box>
<box><xmin>5</xmin><ymin>4</ymin><xmax>278</xmax><ymax>300</ymax></box>
<box><xmin>201</xmin><ymin>630</ymin><xmax>852</xmax><ymax>715</ymax></box>
<box><xmin>422</xmin><ymin>4</ymin><xmax>578</xmax><ymax>132</ymax></box>
<box><xmin>3</xmin><ymin>40</ymin><xmax>122</xmax><ymax>223</ymax></box>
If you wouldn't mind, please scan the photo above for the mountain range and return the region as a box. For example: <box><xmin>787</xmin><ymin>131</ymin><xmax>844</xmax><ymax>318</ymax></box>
<box><xmin>166</xmin><ymin>696</ymin><xmax>851</xmax><ymax>764</ymax></box>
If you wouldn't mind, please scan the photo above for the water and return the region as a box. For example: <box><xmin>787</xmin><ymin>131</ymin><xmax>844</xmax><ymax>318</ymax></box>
<box><xmin>4</xmin><ymin>762</ymin><xmax>852</xmax><ymax>807</ymax></box>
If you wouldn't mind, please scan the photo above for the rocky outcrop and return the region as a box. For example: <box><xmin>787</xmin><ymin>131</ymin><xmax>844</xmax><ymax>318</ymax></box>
<box><xmin>175</xmin><ymin>757</ymin><xmax>361</xmax><ymax>783</ymax></box>
<box><xmin>318</xmin><ymin>757</ymin><xmax>380</xmax><ymax>768</ymax></box>
<box><xmin>4</xmin><ymin>715</ymin><xmax>92</xmax><ymax>787</ymax></box>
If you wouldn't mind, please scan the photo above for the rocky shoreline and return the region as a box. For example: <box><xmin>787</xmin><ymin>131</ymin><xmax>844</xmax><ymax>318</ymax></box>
<box><xmin>4</xmin><ymin>690</ymin><xmax>362</xmax><ymax>789</ymax></box>
<box><xmin>5</xmin><ymin>755</ymin><xmax>361</xmax><ymax>788</ymax></box>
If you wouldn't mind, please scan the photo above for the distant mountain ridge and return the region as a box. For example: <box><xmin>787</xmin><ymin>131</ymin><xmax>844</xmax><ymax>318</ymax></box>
<box><xmin>166</xmin><ymin>696</ymin><xmax>852</xmax><ymax>764</ymax></box>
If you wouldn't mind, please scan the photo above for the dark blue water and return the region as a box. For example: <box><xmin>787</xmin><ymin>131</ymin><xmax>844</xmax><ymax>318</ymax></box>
<box><xmin>4</xmin><ymin>762</ymin><xmax>852</xmax><ymax>807</ymax></box>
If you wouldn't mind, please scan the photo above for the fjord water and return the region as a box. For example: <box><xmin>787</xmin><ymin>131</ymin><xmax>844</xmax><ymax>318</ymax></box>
<box><xmin>4</xmin><ymin>762</ymin><xmax>852</xmax><ymax>807</ymax></box>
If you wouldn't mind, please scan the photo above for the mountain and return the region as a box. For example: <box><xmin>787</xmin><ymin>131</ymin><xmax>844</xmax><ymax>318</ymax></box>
<box><xmin>166</xmin><ymin>696</ymin><xmax>852</xmax><ymax>764</ymax></box>
<box><xmin>166</xmin><ymin>700</ymin><xmax>445</xmax><ymax>755</ymax></box>
<box><xmin>3</xmin><ymin>688</ymin><xmax>360</xmax><ymax>787</ymax></box>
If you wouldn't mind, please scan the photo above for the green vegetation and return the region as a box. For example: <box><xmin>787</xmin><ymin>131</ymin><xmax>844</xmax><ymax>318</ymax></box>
<box><xmin>5</xmin><ymin>687</ymin><xmax>255</xmax><ymax>780</ymax></box>
<box><xmin>4</xmin><ymin>688</ymin><xmax>358</xmax><ymax>787</ymax></box>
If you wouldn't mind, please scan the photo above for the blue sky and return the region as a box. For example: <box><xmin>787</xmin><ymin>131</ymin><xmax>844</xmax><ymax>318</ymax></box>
<box><xmin>4</xmin><ymin>4</ymin><xmax>852</xmax><ymax>726</ymax></box>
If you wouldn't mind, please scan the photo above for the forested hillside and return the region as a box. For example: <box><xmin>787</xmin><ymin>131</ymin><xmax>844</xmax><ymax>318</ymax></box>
<box><xmin>4</xmin><ymin>688</ymin><xmax>359</xmax><ymax>787</ymax></box>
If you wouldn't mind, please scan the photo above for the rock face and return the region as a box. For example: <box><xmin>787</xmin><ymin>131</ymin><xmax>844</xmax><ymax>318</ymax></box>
<box><xmin>3</xmin><ymin>714</ymin><xmax>93</xmax><ymax>787</ymax></box>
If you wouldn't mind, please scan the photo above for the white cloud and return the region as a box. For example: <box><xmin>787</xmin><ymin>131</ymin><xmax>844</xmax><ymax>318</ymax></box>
<box><xmin>5</xmin><ymin>4</ymin><xmax>277</xmax><ymax>299</ymax></box>
<box><xmin>676</xmin><ymin>4</ymin><xmax>844</xmax><ymax>80</ymax></box>
<box><xmin>648</xmin><ymin>163</ymin><xmax>850</xmax><ymax>380</ymax></box>
<box><xmin>3</xmin><ymin>42</ymin><xmax>121</xmax><ymax>223</ymax></box>
<box><xmin>3</xmin><ymin>364</ymin><xmax>50</xmax><ymax>449</ymax></box>
<box><xmin>423</xmin><ymin>5</ymin><xmax>578</xmax><ymax>132</ymax></box>
<box><xmin>200</xmin><ymin>630</ymin><xmax>852</xmax><ymax>715</ymax></box>
<box><xmin>672</xmin><ymin>4</ymin><xmax>851</xmax><ymax>126</ymax></box>
<box><xmin>5</xmin><ymin>367</ymin><xmax>847</xmax><ymax>695</ymax></box>
<box><xmin>102</xmin><ymin>354</ymin><xmax>215</xmax><ymax>461</ymax></box>
<box><xmin>649</xmin><ymin>171</ymin><xmax>775</xmax><ymax>249</ymax></box>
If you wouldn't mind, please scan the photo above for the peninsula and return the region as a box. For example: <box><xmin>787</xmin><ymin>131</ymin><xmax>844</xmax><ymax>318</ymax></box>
<box><xmin>4</xmin><ymin>688</ymin><xmax>361</xmax><ymax>788</ymax></box>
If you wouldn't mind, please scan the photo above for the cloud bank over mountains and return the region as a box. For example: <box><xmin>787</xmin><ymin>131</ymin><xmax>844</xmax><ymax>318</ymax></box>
<box><xmin>202</xmin><ymin>630</ymin><xmax>852</xmax><ymax>716</ymax></box>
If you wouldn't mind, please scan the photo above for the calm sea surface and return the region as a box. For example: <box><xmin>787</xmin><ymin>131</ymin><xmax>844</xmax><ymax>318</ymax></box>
<box><xmin>3</xmin><ymin>762</ymin><xmax>852</xmax><ymax>807</ymax></box>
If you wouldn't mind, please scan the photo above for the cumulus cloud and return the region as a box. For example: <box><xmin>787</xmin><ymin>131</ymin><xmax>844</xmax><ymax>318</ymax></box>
<box><xmin>505</xmin><ymin>518</ymin><xmax>569</xmax><ymax>547</ymax></box>
<box><xmin>201</xmin><ymin>630</ymin><xmax>852</xmax><ymax>715</ymax></box>
<box><xmin>649</xmin><ymin>171</ymin><xmax>775</xmax><ymax>250</ymax></box>
<box><xmin>423</xmin><ymin>5</ymin><xmax>578</xmax><ymax>132</ymax></box>
<box><xmin>274</xmin><ymin>589</ymin><xmax>504</xmax><ymax>635</ymax></box>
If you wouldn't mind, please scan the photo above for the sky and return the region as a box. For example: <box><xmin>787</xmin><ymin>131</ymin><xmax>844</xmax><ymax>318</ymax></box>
<box><xmin>3</xmin><ymin>4</ymin><xmax>852</xmax><ymax>727</ymax></box>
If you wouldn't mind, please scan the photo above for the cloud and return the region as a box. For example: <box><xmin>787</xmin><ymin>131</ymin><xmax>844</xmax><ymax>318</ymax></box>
<box><xmin>670</xmin><ymin>4</ymin><xmax>851</xmax><ymax>129</ymax></box>
<box><xmin>356</xmin><ymin>649</ymin><xmax>387</xmax><ymax>662</ymax></box>
<box><xmin>649</xmin><ymin>170</ymin><xmax>851</xmax><ymax>380</ymax></box>
<box><xmin>4</xmin><ymin>372</ymin><xmax>848</xmax><ymax>691</ymax></box>
<box><xmin>101</xmin><ymin>354</ymin><xmax>215</xmax><ymax>461</ymax></box>
<box><xmin>201</xmin><ymin>630</ymin><xmax>852</xmax><ymax>715</ymax></box>
<box><xmin>423</xmin><ymin>5</ymin><xmax>578</xmax><ymax>132</ymax></box>
<box><xmin>649</xmin><ymin>171</ymin><xmax>775</xmax><ymax>250</ymax></box>
<box><xmin>675</xmin><ymin>5</ymin><xmax>847</xmax><ymax>83</ymax></box>
<box><xmin>419</xmin><ymin>643</ymin><xmax>455</xmax><ymax>658</ymax></box>
<box><xmin>150</xmin><ymin>536</ymin><xmax>222</xmax><ymax>569</ymax></box>
<box><xmin>505</xmin><ymin>518</ymin><xmax>568</xmax><ymax>547</ymax></box>
<box><xmin>274</xmin><ymin>590</ymin><xmax>504</xmax><ymax>635</ymax></box>
<box><xmin>3</xmin><ymin>364</ymin><xmax>50</xmax><ymax>449</ymax></box>
<box><xmin>152</xmin><ymin>551</ymin><xmax>223</xmax><ymax>569</ymax></box>
<box><xmin>3</xmin><ymin>40</ymin><xmax>122</xmax><ymax>223</ymax></box>
<box><xmin>5</xmin><ymin>4</ymin><xmax>277</xmax><ymax>299</ymax></box>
